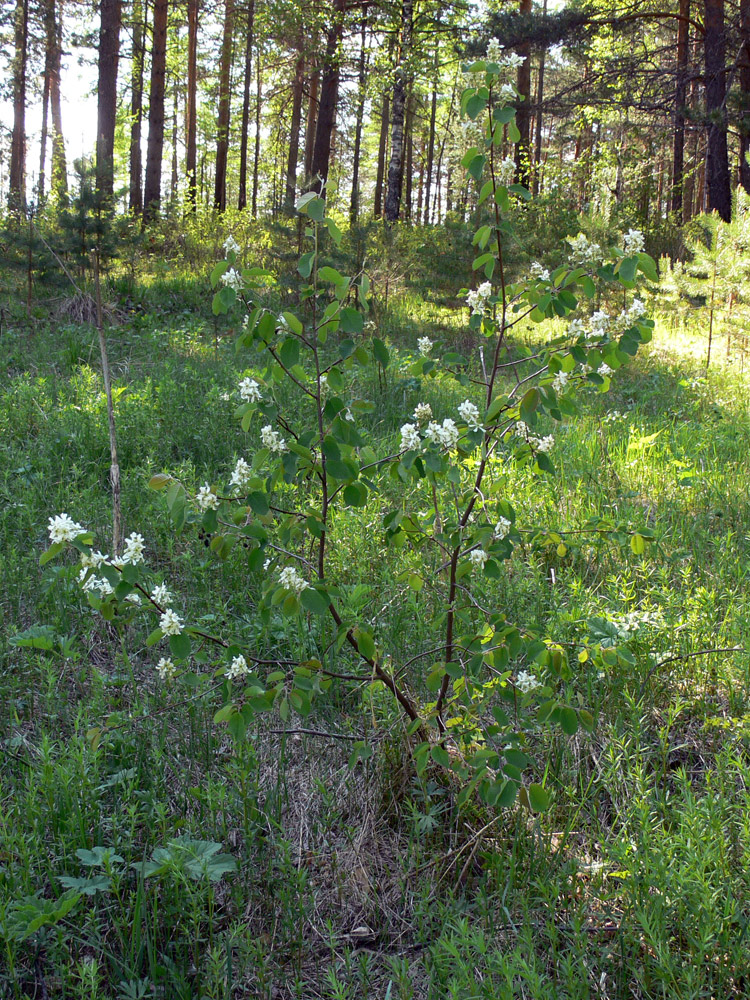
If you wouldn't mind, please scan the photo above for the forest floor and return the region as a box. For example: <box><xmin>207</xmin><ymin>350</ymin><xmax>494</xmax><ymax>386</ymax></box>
<box><xmin>2</xmin><ymin>276</ymin><xmax>750</xmax><ymax>999</ymax></box>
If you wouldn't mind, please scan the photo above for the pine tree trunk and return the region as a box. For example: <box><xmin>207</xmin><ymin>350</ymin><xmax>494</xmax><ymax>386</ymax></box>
<box><xmin>671</xmin><ymin>0</ymin><xmax>690</xmax><ymax>217</ymax></box>
<box><xmin>374</xmin><ymin>91</ymin><xmax>389</xmax><ymax>218</ymax></box>
<box><xmin>284</xmin><ymin>41</ymin><xmax>306</xmax><ymax>212</ymax></box>
<box><xmin>252</xmin><ymin>44</ymin><xmax>262</xmax><ymax>216</ymax></box>
<box><xmin>404</xmin><ymin>89</ymin><xmax>413</xmax><ymax>220</ymax></box>
<box><xmin>96</xmin><ymin>0</ymin><xmax>123</xmax><ymax>202</ymax></box>
<box><xmin>237</xmin><ymin>1</ymin><xmax>254</xmax><ymax>209</ymax></box>
<box><xmin>9</xmin><ymin>0</ymin><xmax>29</xmax><ymax>210</ymax></box>
<box><xmin>213</xmin><ymin>0</ymin><xmax>234</xmax><ymax>211</ymax></box>
<box><xmin>309</xmin><ymin>0</ymin><xmax>345</xmax><ymax>195</ymax></box>
<box><xmin>349</xmin><ymin>17</ymin><xmax>368</xmax><ymax>225</ymax></box>
<box><xmin>424</xmin><ymin>78</ymin><xmax>437</xmax><ymax>224</ymax></box>
<box><xmin>532</xmin><ymin>0</ymin><xmax>547</xmax><ymax>197</ymax></box>
<box><xmin>39</xmin><ymin>50</ymin><xmax>50</xmax><ymax>204</ymax></box>
<box><xmin>49</xmin><ymin>0</ymin><xmax>67</xmax><ymax>196</ymax></box>
<box><xmin>740</xmin><ymin>0</ymin><xmax>750</xmax><ymax>194</ymax></box>
<box><xmin>143</xmin><ymin>0</ymin><xmax>168</xmax><ymax>220</ymax></box>
<box><xmin>303</xmin><ymin>64</ymin><xmax>319</xmax><ymax>182</ymax></box>
<box><xmin>384</xmin><ymin>0</ymin><xmax>414</xmax><ymax>222</ymax></box>
<box><xmin>185</xmin><ymin>0</ymin><xmax>198</xmax><ymax>209</ymax></box>
<box><xmin>704</xmin><ymin>0</ymin><xmax>731</xmax><ymax>220</ymax></box>
<box><xmin>515</xmin><ymin>0</ymin><xmax>532</xmax><ymax>187</ymax></box>
<box><xmin>170</xmin><ymin>81</ymin><xmax>178</xmax><ymax>202</ymax></box>
<box><xmin>129</xmin><ymin>0</ymin><xmax>145</xmax><ymax>214</ymax></box>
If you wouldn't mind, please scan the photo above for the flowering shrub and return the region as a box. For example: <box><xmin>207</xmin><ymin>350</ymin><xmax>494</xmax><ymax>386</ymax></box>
<box><xmin>42</xmin><ymin>54</ymin><xmax>656</xmax><ymax>813</ymax></box>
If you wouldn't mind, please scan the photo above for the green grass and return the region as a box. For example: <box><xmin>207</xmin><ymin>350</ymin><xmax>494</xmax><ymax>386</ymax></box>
<box><xmin>2</xmin><ymin>274</ymin><xmax>750</xmax><ymax>999</ymax></box>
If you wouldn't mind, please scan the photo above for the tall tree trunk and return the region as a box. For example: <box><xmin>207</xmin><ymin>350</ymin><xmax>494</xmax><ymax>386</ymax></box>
<box><xmin>384</xmin><ymin>0</ymin><xmax>414</xmax><ymax>222</ymax></box>
<box><xmin>185</xmin><ymin>0</ymin><xmax>198</xmax><ymax>209</ymax></box>
<box><xmin>309</xmin><ymin>0</ymin><xmax>345</xmax><ymax>194</ymax></box>
<box><xmin>252</xmin><ymin>43</ymin><xmax>262</xmax><ymax>215</ymax></box>
<box><xmin>9</xmin><ymin>0</ymin><xmax>29</xmax><ymax>210</ymax></box>
<box><xmin>39</xmin><ymin>49</ymin><xmax>51</xmax><ymax>204</ymax></box>
<box><xmin>740</xmin><ymin>0</ymin><xmax>750</xmax><ymax>194</ymax></box>
<box><xmin>303</xmin><ymin>64</ymin><xmax>319</xmax><ymax>181</ymax></box>
<box><xmin>404</xmin><ymin>89</ymin><xmax>413</xmax><ymax>220</ymax></box>
<box><xmin>285</xmin><ymin>39</ymin><xmax>306</xmax><ymax>212</ymax></box>
<box><xmin>423</xmin><ymin>73</ymin><xmax>437</xmax><ymax>224</ymax></box>
<box><xmin>374</xmin><ymin>90</ymin><xmax>389</xmax><ymax>218</ymax></box>
<box><xmin>349</xmin><ymin>17</ymin><xmax>367</xmax><ymax>225</ymax></box>
<box><xmin>671</xmin><ymin>0</ymin><xmax>690</xmax><ymax>217</ymax></box>
<box><xmin>532</xmin><ymin>0</ymin><xmax>547</xmax><ymax>196</ymax></box>
<box><xmin>515</xmin><ymin>0</ymin><xmax>532</xmax><ymax>187</ymax></box>
<box><xmin>237</xmin><ymin>0</ymin><xmax>254</xmax><ymax>209</ymax></box>
<box><xmin>129</xmin><ymin>0</ymin><xmax>145</xmax><ymax>213</ymax></box>
<box><xmin>48</xmin><ymin>0</ymin><xmax>67</xmax><ymax>196</ymax></box>
<box><xmin>170</xmin><ymin>81</ymin><xmax>178</xmax><ymax>201</ymax></box>
<box><xmin>213</xmin><ymin>0</ymin><xmax>234</xmax><ymax>211</ymax></box>
<box><xmin>143</xmin><ymin>0</ymin><xmax>168</xmax><ymax>220</ymax></box>
<box><xmin>96</xmin><ymin>0</ymin><xmax>123</xmax><ymax>202</ymax></box>
<box><xmin>704</xmin><ymin>0</ymin><xmax>731</xmax><ymax>220</ymax></box>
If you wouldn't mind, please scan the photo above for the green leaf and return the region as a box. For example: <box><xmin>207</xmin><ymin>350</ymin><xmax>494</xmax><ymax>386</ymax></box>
<box><xmin>148</xmin><ymin>473</ymin><xmax>172</xmax><ymax>491</ymax></box>
<box><xmin>300</xmin><ymin>587</ymin><xmax>330</xmax><ymax>616</ymax></box>
<box><xmin>340</xmin><ymin>307</ymin><xmax>363</xmax><ymax>334</ymax></box>
<box><xmin>169</xmin><ymin>632</ymin><xmax>191</xmax><ymax>659</ymax></box>
<box><xmin>372</xmin><ymin>338</ymin><xmax>390</xmax><ymax>367</ymax></box>
<box><xmin>298</xmin><ymin>252</ymin><xmax>315</xmax><ymax>279</ymax></box>
<box><xmin>630</xmin><ymin>533</ymin><xmax>645</xmax><ymax>555</ymax></box>
<box><xmin>430</xmin><ymin>744</ymin><xmax>451</xmax><ymax>768</ymax></box>
<box><xmin>527</xmin><ymin>783</ymin><xmax>550</xmax><ymax>812</ymax></box>
<box><xmin>9</xmin><ymin>625</ymin><xmax>57</xmax><ymax>650</ymax></box>
<box><xmin>40</xmin><ymin>541</ymin><xmax>64</xmax><ymax>565</ymax></box>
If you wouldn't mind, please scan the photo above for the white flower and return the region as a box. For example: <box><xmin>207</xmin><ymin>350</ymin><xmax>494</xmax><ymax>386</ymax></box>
<box><xmin>238</xmin><ymin>377</ymin><xmax>262</xmax><ymax>403</ymax></box>
<box><xmin>223</xmin><ymin>235</ymin><xmax>241</xmax><ymax>255</ymax></box>
<box><xmin>160</xmin><ymin>608</ymin><xmax>184</xmax><ymax>636</ymax></box>
<box><xmin>122</xmin><ymin>532</ymin><xmax>145</xmax><ymax>565</ymax></box>
<box><xmin>589</xmin><ymin>311</ymin><xmax>611</xmax><ymax>339</ymax></box>
<box><xmin>469</xmin><ymin>548</ymin><xmax>489</xmax><ymax>569</ymax></box>
<box><xmin>413</xmin><ymin>402</ymin><xmax>432</xmax><ymax>423</ymax></box>
<box><xmin>417</xmin><ymin>337</ymin><xmax>433</xmax><ymax>356</ymax></box>
<box><xmin>425</xmin><ymin>418</ymin><xmax>460</xmax><ymax>450</ymax></box>
<box><xmin>156</xmin><ymin>657</ymin><xmax>176</xmax><ymax>681</ymax></box>
<box><xmin>263</xmin><ymin>558</ymin><xmax>271</xmax><ymax>571</ymax></box>
<box><xmin>400</xmin><ymin>423</ymin><xmax>421</xmax><ymax>451</ymax></box>
<box><xmin>80</xmin><ymin>550</ymin><xmax>108</xmax><ymax>569</ymax></box>
<box><xmin>516</xmin><ymin>670</ymin><xmax>541</xmax><ymax>694</ymax></box>
<box><xmin>498</xmin><ymin>82</ymin><xmax>516</xmax><ymax>104</ymax></box>
<box><xmin>125</xmin><ymin>592</ymin><xmax>142</xmax><ymax>605</ymax></box>
<box><xmin>229</xmin><ymin>457</ymin><xmax>252</xmax><ymax>490</ymax></box>
<box><xmin>514</xmin><ymin>420</ymin><xmax>529</xmax><ymax>438</ymax></box>
<box><xmin>97</xmin><ymin>578</ymin><xmax>114</xmax><ymax>597</ymax></box>
<box><xmin>530</xmin><ymin>263</ymin><xmax>550</xmax><ymax>282</ymax></box>
<box><xmin>226</xmin><ymin>654</ymin><xmax>249</xmax><ymax>681</ymax></box>
<box><xmin>498</xmin><ymin>156</ymin><xmax>516</xmax><ymax>187</ymax></box>
<box><xmin>552</xmin><ymin>371</ymin><xmax>569</xmax><ymax>394</ymax></box>
<box><xmin>196</xmin><ymin>484</ymin><xmax>219</xmax><ymax>511</ymax></box>
<box><xmin>500</xmin><ymin>52</ymin><xmax>525</xmax><ymax>69</ymax></box>
<box><xmin>567</xmin><ymin>233</ymin><xmax>602</xmax><ymax>267</ymax></box>
<box><xmin>151</xmin><ymin>583</ymin><xmax>172</xmax><ymax>605</ymax></box>
<box><xmin>344</xmin><ymin>408</ymin><xmax>355</xmax><ymax>422</ymax></box>
<box><xmin>220</xmin><ymin>267</ymin><xmax>242</xmax><ymax>291</ymax></box>
<box><xmin>629</xmin><ymin>298</ymin><xmax>646</xmax><ymax>320</ymax></box>
<box><xmin>458</xmin><ymin>400</ymin><xmax>482</xmax><ymax>430</ymax></box>
<box><xmin>48</xmin><ymin>513</ymin><xmax>85</xmax><ymax>544</ymax></box>
<box><xmin>567</xmin><ymin>318</ymin><xmax>586</xmax><ymax>340</ymax></box>
<box><xmin>530</xmin><ymin>434</ymin><xmax>554</xmax><ymax>453</ymax></box>
<box><xmin>466</xmin><ymin>281</ymin><xmax>493</xmax><ymax>315</ymax></box>
<box><xmin>278</xmin><ymin>566</ymin><xmax>308</xmax><ymax>595</ymax></box>
<box><xmin>494</xmin><ymin>516</ymin><xmax>511</xmax><ymax>540</ymax></box>
<box><xmin>486</xmin><ymin>38</ymin><xmax>502</xmax><ymax>62</ymax></box>
<box><xmin>260</xmin><ymin>424</ymin><xmax>287</xmax><ymax>453</ymax></box>
<box><xmin>622</xmin><ymin>228</ymin><xmax>644</xmax><ymax>255</ymax></box>
<box><xmin>599</xmin><ymin>363</ymin><xmax>613</xmax><ymax>377</ymax></box>
<box><xmin>79</xmin><ymin>569</ymin><xmax>101</xmax><ymax>592</ymax></box>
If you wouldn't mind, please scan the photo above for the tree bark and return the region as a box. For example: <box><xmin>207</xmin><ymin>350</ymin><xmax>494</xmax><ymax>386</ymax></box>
<box><xmin>185</xmin><ymin>0</ymin><xmax>198</xmax><ymax>209</ymax></box>
<box><xmin>237</xmin><ymin>0</ymin><xmax>254</xmax><ymax>209</ymax></box>
<box><xmin>349</xmin><ymin>16</ymin><xmax>368</xmax><ymax>225</ymax></box>
<box><xmin>252</xmin><ymin>42</ymin><xmax>262</xmax><ymax>215</ymax></box>
<box><xmin>384</xmin><ymin>0</ymin><xmax>414</xmax><ymax>222</ymax></box>
<box><xmin>532</xmin><ymin>0</ymin><xmax>547</xmax><ymax>197</ymax></box>
<box><xmin>9</xmin><ymin>0</ymin><xmax>29</xmax><ymax>210</ymax></box>
<box><xmin>48</xmin><ymin>0</ymin><xmax>67</xmax><ymax>196</ymax></box>
<box><xmin>515</xmin><ymin>0</ymin><xmax>532</xmax><ymax>187</ymax></box>
<box><xmin>671</xmin><ymin>0</ymin><xmax>690</xmax><ymax>217</ymax></box>
<box><xmin>213</xmin><ymin>0</ymin><xmax>234</xmax><ymax>211</ymax></box>
<box><xmin>39</xmin><ymin>44</ymin><xmax>51</xmax><ymax>204</ymax></box>
<box><xmin>303</xmin><ymin>64</ymin><xmax>319</xmax><ymax>181</ymax></box>
<box><xmin>740</xmin><ymin>0</ymin><xmax>750</xmax><ymax>194</ymax></box>
<box><xmin>143</xmin><ymin>0</ymin><xmax>168</xmax><ymax>220</ymax></box>
<box><xmin>309</xmin><ymin>0</ymin><xmax>346</xmax><ymax>195</ymax></box>
<box><xmin>129</xmin><ymin>0</ymin><xmax>145</xmax><ymax>213</ymax></box>
<box><xmin>423</xmin><ymin>74</ymin><xmax>437</xmax><ymax>224</ymax></box>
<box><xmin>96</xmin><ymin>0</ymin><xmax>123</xmax><ymax>202</ymax></box>
<box><xmin>703</xmin><ymin>0</ymin><xmax>731</xmax><ymax>221</ymax></box>
<box><xmin>374</xmin><ymin>90</ymin><xmax>389</xmax><ymax>218</ymax></box>
<box><xmin>285</xmin><ymin>39</ymin><xmax>306</xmax><ymax>212</ymax></box>
<box><xmin>404</xmin><ymin>88</ymin><xmax>413</xmax><ymax>220</ymax></box>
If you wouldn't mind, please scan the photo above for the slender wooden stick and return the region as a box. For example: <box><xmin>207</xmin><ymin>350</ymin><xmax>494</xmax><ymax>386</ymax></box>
<box><xmin>93</xmin><ymin>251</ymin><xmax>122</xmax><ymax>557</ymax></box>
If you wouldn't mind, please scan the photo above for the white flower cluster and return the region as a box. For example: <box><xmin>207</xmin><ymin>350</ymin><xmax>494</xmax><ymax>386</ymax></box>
<box><xmin>260</xmin><ymin>425</ymin><xmax>287</xmax><ymax>453</ymax></box>
<box><xmin>229</xmin><ymin>457</ymin><xmax>251</xmax><ymax>490</ymax></box>
<box><xmin>457</xmin><ymin>400</ymin><xmax>482</xmax><ymax>430</ymax></box>
<box><xmin>413</xmin><ymin>402</ymin><xmax>432</xmax><ymax>423</ymax></box>
<box><xmin>622</xmin><ymin>228</ymin><xmax>645</xmax><ymax>255</ymax></box>
<box><xmin>516</xmin><ymin>670</ymin><xmax>541</xmax><ymax>694</ymax></box>
<box><xmin>220</xmin><ymin>267</ymin><xmax>243</xmax><ymax>291</ymax></box>
<box><xmin>599</xmin><ymin>363</ymin><xmax>613</xmax><ymax>377</ymax></box>
<box><xmin>551</xmin><ymin>371</ymin><xmax>569</xmax><ymax>394</ymax></box>
<box><xmin>48</xmin><ymin>513</ymin><xmax>86</xmax><ymax>544</ymax></box>
<box><xmin>160</xmin><ymin>608</ymin><xmax>184</xmax><ymax>636</ymax></box>
<box><xmin>494</xmin><ymin>517</ymin><xmax>511</xmax><ymax>540</ymax></box>
<box><xmin>151</xmin><ymin>583</ymin><xmax>172</xmax><ymax>605</ymax></box>
<box><xmin>122</xmin><ymin>532</ymin><xmax>146</xmax><ymax>565</ymax></box>
<box><xmin>196</xmin><ymin>484</ymin><xmax>219</xmax><ymax>512</ymax></box>
<box><xmin>567</xmin><ymin>233</ymin><xmax>602</xmax><ymax>267</ymax></box>
<box><xmin>529</xmin><ymin>433</ymin><xmax>554</xmax><ymax>453</ymax></box>
<box><xmin>400</xmin><ymin>423</ymin><xmax>421</xmax><ymax>451</ymax></box>
<box><xmin>497</xmin><ymin>157</ymin><xmax>516</xmax><ymax>187</ymax></box>
<box><xmin>239</xmin><ymin>377</ymin><xmax>262</xmax><ymax>403</ymax></box>
<box><xmin>417</xmin><ymin>337</ymin><xmax>433</xmax><ymax>356</ymax></box>
<box><xmin>466</xmin><ymin>281</ymin><xmax>493</xmax><ymax>315</ymax></box>
<box><xmin>485</xmin><ymin>40</ymin><xmax>525</xmax><ymax>70</ymax></box>
<box><xmin>425</xmin><ymin>418</ymin><xmax>460</xmax><ymax>450</ymax></box>
<box><xmin>156</xmin><ymin>656</ymin><xmax>176</xmax><ymax>681</ymax></box>
<box><xmin>611</xmin><ymin>298</ymin><xmax>646</xmax><ymax>334</ymax></box>
<box><xmin>469</xmin><ymin>548</ymin><xmax>489</xmax><ymax>570</ymax></box>
<box><xmin>223</xmin><ymin>235</ymin><xmax>241</xmax><ymax>255</ymax></box>
<box><xmin>589</xmin><ymin>310</ymin><xmax>611</xmax><ymax>339</ymax></box>
<box><xmin>278</xmin><ymin>566</ymin><xmax>308</xmax><ymax>595</ymax></box>
<box><xmin>226</xmin><ymin>654</ymin><xmax>249</xmax><ymax>680</ymax></box>
<box><xmin>530</xmin><ymin>263</ymin><xmax>550</xmax><ymax>282</ymax></box>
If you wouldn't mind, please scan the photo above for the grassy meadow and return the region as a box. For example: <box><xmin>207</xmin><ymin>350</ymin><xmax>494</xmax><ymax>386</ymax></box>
<box><xmin>2</xmin><ymin>258</ymin><xmax>750</xmax><ymax>999</ymax></box>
